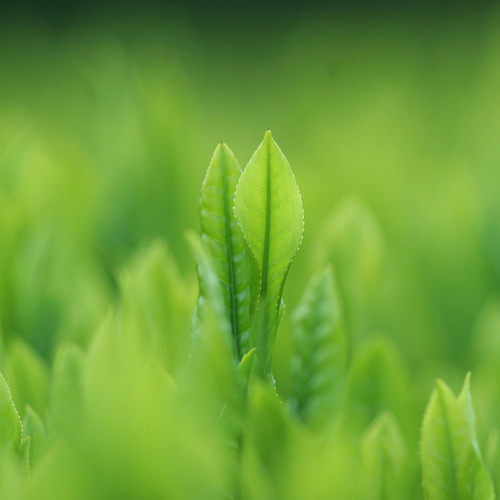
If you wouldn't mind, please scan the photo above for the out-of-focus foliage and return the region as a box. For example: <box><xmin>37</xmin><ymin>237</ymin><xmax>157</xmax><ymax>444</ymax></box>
<box><xmin>0</xmin><ymin>7</ymin><xmax>500</xmax><ymax>498</ymax></box>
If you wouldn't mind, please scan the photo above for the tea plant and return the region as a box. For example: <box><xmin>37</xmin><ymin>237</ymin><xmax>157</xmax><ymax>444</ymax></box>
<box><xmin>0</xmin><ymin>131</ymin><xmax>497</xmax><ymax>499</ymax></box>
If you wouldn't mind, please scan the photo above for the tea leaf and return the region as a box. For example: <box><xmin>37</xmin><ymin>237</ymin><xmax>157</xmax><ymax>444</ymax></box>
<box><xmin>199</xmin><ymin>143</ymin><xmax>253</xmax><ymax>359</ymax></box>
<box><xmin>343</xmin><ymin>335</ymin><xmax>410</xmax><ymax>432</ymax></box>
<box><xmin>290</xmin><ymin>265</ymin><xmax>347</xmax><ymax>430</ymax></box>
<box><xmin>358</xmin><ymin>411</ymin><xmax>407</xmax><ymax>500</ymax></box>
<box><xmin>49</xmin><ymin>343</ymin><xmax>85</xmax><ymax>436</ymax></box>
<box><xmin>188</xmin><ymin>231</ymin><xmax>232</xmax><ymax>351</ymax></box>
<box><xmin>119</xmin><ymin>241</ymin><xmax>193</xmax><ymax>375</ymax></box>
<box><xmin>0</xmin><ymin>371</ymin><xmax>22</xmax><ymax>452</ymax></box>
<box><xmin>188</xmin><ymin>232</ymin><xmax>237</xmax><ymax>417</ymax></box>
<box><xmin>4</xmin><ymin>337</ymin><xmax>50</xmax><ymax>418</ymax></box>
<box><xmin>420</xmin><ymin>373</ymin><xmax>495</xmax><ymax>500</ymax></box>
<box><xmin>234</xmin><ymin>130</ymin><xmax>304</xmax><ymax>370</ymax></box>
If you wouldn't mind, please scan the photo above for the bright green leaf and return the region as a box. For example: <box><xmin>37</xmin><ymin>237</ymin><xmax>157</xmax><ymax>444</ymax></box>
<box><xmin>290</xmin><ymin>265</ymin><xmax>347</xmax><ymax>430</ymax></box>
<box><xmin>0</xmin><ymin>371</ymin><xmax>22</xmax><ymax>452</ymax></box>
<box><xmin>420</xmin><ymin>373</ymin><xmax>495</xmax><ymax>500</ymax></box>
<box><xmin>234</xmin><ymin>130</ymin><xmax>304</xmax><ymax>371</ymax></box>
<box><xmin>199</xmin><ymin>143</ymin><xmax>253</xmax><ymax>359</ymax></box>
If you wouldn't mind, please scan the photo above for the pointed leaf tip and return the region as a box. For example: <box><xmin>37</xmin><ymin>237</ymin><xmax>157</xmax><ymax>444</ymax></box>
<box><xmin>234</xmin><ymin>132</ymin><xmax>304</xmax><ymax>370</ymax></box>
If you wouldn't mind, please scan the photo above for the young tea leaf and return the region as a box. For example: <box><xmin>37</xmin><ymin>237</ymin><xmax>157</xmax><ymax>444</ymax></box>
<box><xmin>420</xmin><ymin>373</ymin><xmax>495</xmax><ymax>500</ymax></box>
<box><xmin>290</xmin><ymin>265</ymin><xmax>347</xmax><ymax>430</ymax></box>
<box><xmin>0</xmin><ymin>371</ymin><xmax>22</xmax><ymax>452</ymax></box>
<box><xmin>188</xmin><ymin>231</ymin><xmax>238</xmax><ymax>418</ymax></box>
<box><xmin>358</xmin><ymin>411</ymin><xmax>407</xmax><ymax>500</ymax></box>
<box><xmin>188</xmin><ymin>230</ymin><xmax>232</xmax><ymax>351</ymax></box>
<box><xmin>199</xmin><ymin>143</ymin><xmax>253</xmax><ymax>359</ymax></box>
<box><xmin>49</xmin><ymin>343</ymin><xmax>85</xmax><ymax>436</ymax></box>
<box><xmin>119</xmin><ymin>241</ymin><xmax>194</xmax><ymax>376</ymax></box>
<box><xmin>234</xmin><ymin>130</ymin><xmax>304</xmax><ymax>371</ymax></box>
<box><xmin>342</xmin><ymin>335</ymin><xmax>410</xmax><ymax>432</ymax></box>
<box><xmin>4</xmin><ymin>337</ymin><xmax>50</xmax><ymax>418</ymax></box>
<box><xmin>23</xmin><ymin>405</ymin><xmax>45</xmax><ymax>468</ymax></box>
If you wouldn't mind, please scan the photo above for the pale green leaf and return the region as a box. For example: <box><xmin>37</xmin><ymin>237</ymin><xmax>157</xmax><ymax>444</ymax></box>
<box><xmin>290</xmin><ymin>265</ymin><xmax>347</xmax><ymax>430</ymax></box>
<box><xmin>23</xmin><ymin>405</ymin><xmax>45</xmax><ymax>468</ymax></box>
<box><xmin>234</xmin><ymin>130</ymin><xmax>304</xmax><ymax>370</ymax></box>
<box><xmin>358</xmin><ymin>411</ymin><xmax>407</xmax><ymax>500</ymax></box>
<box><xmin>119</xmin><ymin>241</ymin><xmax>194</xmax><ymax>375</ymax></box>
<box><xmin>49</xmin><ymin>343</ymin><xmax>85</xmax><ymax>436</ymax></box>
<box><xmin>244</xmin><ymin>379</ymin><xmax>291</xmax><ymax>498</ymax></box>
<box><xmin>342</xmin><ymin>335</ymin><xmax>410</xmax><ymax>432</ymax></box>
<box><xmin>19</xmin><ymin>435</ymin><xmax>31</xmax><ymax>475</ymax></box>
<box><xmin>312</xmin><ymin>197</ymin><xmax>383</xmax><ymax>341</ymax></box>
<box><xmin>4</xmin><ymin>337</ymin><xmax>50</xmax><ymax>418</ymax></box>
<box><xmin>199</xmin><ymin>143</ymin><xmax>253</xmax><ymax>359</ymax></box>
<box><xmin>0</xmin><ymin>371</ymin><xmax>22</xmax><ymax>452</ymax></box>
<box><xmin>421</xmin><ymin>373</ymin><xmax>495</xmax><ymax>500</ymax></box>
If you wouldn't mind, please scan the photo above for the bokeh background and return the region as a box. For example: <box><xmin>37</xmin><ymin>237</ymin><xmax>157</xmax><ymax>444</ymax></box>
<box><xmin>1</xmin><ymin>0</ymin><xmax>500</xmax><ymax>487</ymax></box>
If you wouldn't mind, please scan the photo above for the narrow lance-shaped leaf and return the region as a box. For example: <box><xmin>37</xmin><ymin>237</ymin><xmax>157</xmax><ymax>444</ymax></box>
<box><xmin>188</xmin><ymin>231</ymin><xmax>236</xmax><ymax>406</ymax></box>
<box><xmin>23</xmin><ymin>405</ymin><xmax>45</xmax><ymax>468</ymax></box>
<box><xmin>420</xmin><ymin>373</ymin><xmax>495</xmax><ymax>500</ymax></box>
<box><xmin>189</xmin><ymin>231</ymin><xmax>232</xmax><ymax>349</ymax></box>
<box><xmin>290</xmin><ymin>265</ymin><xmax>347</xmax><ymax>430</ymax></box>
<box><xmin>0</xmin><ymin>371</ymin><xmax>22</xmax><ymax>452</ymax></box>
<box><xmin>199</xmin><ymin>144</ymin><xmax>253</xmax><ymax>359</ymax></box>
<box><xmin>234</xmin><ymin>130</ymin><xmax>304</xmax><ymax>371</ymax></box>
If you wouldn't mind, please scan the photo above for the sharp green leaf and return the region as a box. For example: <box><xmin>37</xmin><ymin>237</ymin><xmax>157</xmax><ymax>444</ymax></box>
<box><xmin>234</xmin><ymin>130</ymin><xmax>304</xmax><ymax>370</ymax></box>
<box><xmin>420</xmin><ymin>373</ymin><xmax>495</xmax><ymax>500</ymax></box>
<box><xmin>0</xmin><ymin>371</ymin><xmax>22</xmax><ymax>452</ymax></box>
<box><xmin>290</xmin><ymin>265</ymin><xmax>347</xmax><ymax>430</ymax></box>
<box><xmin>358</xmin><ymin>411</ymin><xmax>407</xmax><ymax>500</ymax></box>
<box><xmin>199</xmin><ymin>143</ymin><xmax>253</xmax><ymax>359</ymax></box>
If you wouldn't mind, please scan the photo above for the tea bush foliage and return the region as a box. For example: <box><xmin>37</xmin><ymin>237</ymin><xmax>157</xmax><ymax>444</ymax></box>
<box><xmin>2</xmin><ymin>13</ymin><xmax>500</xmax><ymax>499</ymax></box>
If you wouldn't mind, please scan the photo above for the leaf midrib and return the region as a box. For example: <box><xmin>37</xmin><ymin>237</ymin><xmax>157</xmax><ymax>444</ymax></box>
<box><xmin>259</xmin><ymin>136</ymin><xmax>272</xmax><ymax>313</ymax></box>
<box><xmin>220</xmin><ymin>147</ymin><xmax>241</xmax><ymax>359</ymax></box>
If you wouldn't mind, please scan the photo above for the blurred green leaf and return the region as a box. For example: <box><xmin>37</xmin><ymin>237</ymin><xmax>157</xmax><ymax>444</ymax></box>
<box><xmin>118</xmin><ymin>241</ymin><xmax>194</xmax><ymax>376</ymax></box>
<box><xmin>357</xmin><ymin>411</ymin><xmax>407</xmax><ymax>500</ymax></box>
<box><xmin>290</xmin><ymin>265</ymin><xmax>347</xmax><ymax>430</ymax></box>
<box><xmin>4</xmin><ymin>337</ymin><xmax>49</xmax><ymax>418</ymax></box>
<box><xmin>243</xmin><ymin>379</ymin><xmax>293</xmax><ymax>499</ymax></box>
<box><xmin>312</xmin><ymin>198</ymin><xmax>384</xmax><ymax>341</ymax></box>
<box><xmin>420</xmin><ymin>373</ymin><xmax>494</xmax><ymax>500</ymax></box>
<box><xmin>23</xmin><ymin>405</ymin><xmax>45</xmax><ymax>469</ymax></box>
<box><xmin>342</xmin><ymin>335</ymin><xmax>411</xmax><ymax>432</ymax></box>
<box><xmin>234</xmin><ymin>130</ymin><xmax>304</xmax><ymax>371</ymax></box>
<box><xmin>48</xmin><ymin>343</ymin><xmax>85</xmax><ymax>437</ymax></box>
